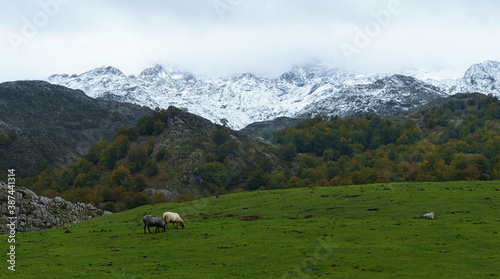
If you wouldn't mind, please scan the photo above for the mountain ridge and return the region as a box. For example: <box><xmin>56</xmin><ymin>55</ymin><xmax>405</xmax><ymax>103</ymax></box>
<box><xmin>46</xmin><ymin>61</ymin><xmax>500</xmax><ymax>129</ymax></box>
<box><xmin>0</xmin><ymin>80</ymin><xmax>152</xmax><ymax>175</ymax></box>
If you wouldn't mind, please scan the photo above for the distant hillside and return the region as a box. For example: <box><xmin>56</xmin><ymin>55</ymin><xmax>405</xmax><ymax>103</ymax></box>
<box><xmin>273</xmin><ymin>93</ymin><xmax>499</xmax><ymax>186</ymax></box>
<box><xmin>0</xmin><ymin>81</ymin><xmax>152</xmax><ymax>176</ymax></box>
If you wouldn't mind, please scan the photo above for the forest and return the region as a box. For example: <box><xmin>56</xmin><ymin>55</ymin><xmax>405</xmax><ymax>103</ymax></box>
<box><xmin>4</xmin><ymin>93</ymin><xmax>499</xmax><ymax>212</ymax></box>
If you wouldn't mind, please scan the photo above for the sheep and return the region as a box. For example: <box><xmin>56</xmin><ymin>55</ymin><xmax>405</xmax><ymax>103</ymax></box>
<box><xmin>162</xmin><ymin>212</ymin><xmax>185</xmax><ymax>229</ymax></box>
<box><xmin>423</xmin><ymin>212</ymin><xmax>435</xmax><ymax>220</ymax></box>
<box><xmin>414</xmin><ymin>212</ymin><xmax>435</xmax><ymax>220</ymax></box>
<box><xmin>143</xmin><ymin>215</ymin><xmax>165</xmax><ymax>234</ymax></box>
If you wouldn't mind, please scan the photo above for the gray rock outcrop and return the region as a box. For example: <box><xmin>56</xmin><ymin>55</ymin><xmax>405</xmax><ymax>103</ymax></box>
<box><xmin>0</xmin><ymin>182</ymin><xmax>110</xmax><ymax>234</ymax></box>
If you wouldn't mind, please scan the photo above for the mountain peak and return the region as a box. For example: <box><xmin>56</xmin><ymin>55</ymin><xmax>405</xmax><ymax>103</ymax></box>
<box><xmin>86</xmin><ymin>66</ymin><xmax>124</xmax><ymax>76</ymax></box>
<box><xmin>450</xmin><ymin>60</ymin><xmax>500</xmax><ymax>95</ymax></box>
<box><xmin>139</xmin><ymin>64</ymin><xmax>166</xmax><ymax>77</ymax></box>
<box><xmin>464</xmin><ymin>60</ymin><xmax>500</xmax><ymax>77</ymax></box>
<box><xmin>45</xmin><ymin>61</ymin><xmax>500</xmax><ymax>129</ymax></box>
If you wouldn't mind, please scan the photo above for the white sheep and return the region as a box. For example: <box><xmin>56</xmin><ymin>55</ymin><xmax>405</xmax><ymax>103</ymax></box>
<box><xmin>162</xmin><ymin>212</ymin><xmax>185</xmax><ymax>229</ymax></box>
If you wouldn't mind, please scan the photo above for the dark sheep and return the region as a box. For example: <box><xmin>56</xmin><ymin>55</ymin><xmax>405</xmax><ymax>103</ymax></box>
<box><xmin>143</xmin><ymin>215</ymin><xmax>165</xmax><ymax>234</ymax></box>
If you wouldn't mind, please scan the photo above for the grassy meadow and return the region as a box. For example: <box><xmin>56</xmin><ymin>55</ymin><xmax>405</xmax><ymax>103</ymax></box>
<box><xmin>1</xmin><ymin>181</ymin><xmax>499</xmax><ymax>278</ymax></box>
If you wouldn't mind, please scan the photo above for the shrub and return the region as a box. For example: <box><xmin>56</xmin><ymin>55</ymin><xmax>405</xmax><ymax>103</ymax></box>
<box><xmin>144</xmin><ymin>160</ymin><xmax>159</xmax><ymax>177</ymax></box>
<box><xmin>155</xmin><ymin>147</ymin><xmax>167</xmax><ymax>161</ymax></box>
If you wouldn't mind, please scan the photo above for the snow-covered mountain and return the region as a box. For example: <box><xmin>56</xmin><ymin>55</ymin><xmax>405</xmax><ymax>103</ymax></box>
<box><xmin>450</xmin><ymin>60</ymin><xmax>500</xmax><ymax>96</ymax></box>
<box><xmin>46</xmin><ymin>61</ymin><xmax>499</xmax><ymax>129</ymax></box>
<box><xmin>298</xmin><ymin>75</ymin><xmax>447</xmax><ymax>118</ymax></box>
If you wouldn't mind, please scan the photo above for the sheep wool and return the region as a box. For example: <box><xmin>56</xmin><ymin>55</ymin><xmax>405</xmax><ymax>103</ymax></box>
<box><xmin>162</xmin><ymin>212</ymin><xmax>185</xmax><ymax>229</ymax></box>
<box><xmin>143</xmin><ymin>215</ymin><xmax>165</xmax><ymax>234</ymax></box>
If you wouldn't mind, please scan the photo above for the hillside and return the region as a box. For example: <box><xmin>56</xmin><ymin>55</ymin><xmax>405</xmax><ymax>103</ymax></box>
<box><xmin>0</xmin><ymin>81</ymin><xmax>152</xmax><ymax>176</ymax></box>
<box><xmin>273</xmin><ymin>93</ymin><xmax>500</xmax><ymax>186</ymax></box>
<box><xmin>1</xmin><ymin>181</ymin><xmax>498</xmax><ymax>278</ymax></box>
<box><xmin>19</xmin><ymin>106</ymin><xmax>290</xmax><ymax>212</ymax></box>
<box><xmin>14</xmin><ymin>92</ymin><xmax>499</xmax><ymax>214</ymax></box>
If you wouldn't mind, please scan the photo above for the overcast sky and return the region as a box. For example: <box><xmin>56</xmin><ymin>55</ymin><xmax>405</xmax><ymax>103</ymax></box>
<box><xmin>1</xmin><ymin>0</ymin><xmax>500</xmax><ymax>82</ymax></box>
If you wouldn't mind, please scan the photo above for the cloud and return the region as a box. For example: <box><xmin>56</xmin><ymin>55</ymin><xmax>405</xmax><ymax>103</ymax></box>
<box><xmin>1</xmin><ymin>0</ymin><xmax>500</xmax><ymax>81</ymax></box>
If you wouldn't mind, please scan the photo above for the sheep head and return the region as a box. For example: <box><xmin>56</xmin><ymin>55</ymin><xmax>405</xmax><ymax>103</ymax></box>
<box><xmin>180</xmin><ymin>221</ymin><xmax>185</xmax><ymax>229</ymax></box>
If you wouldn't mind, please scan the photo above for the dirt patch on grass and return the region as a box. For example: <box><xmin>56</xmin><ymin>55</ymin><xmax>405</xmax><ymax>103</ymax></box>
<box><xmin>240</xmin><ymin>215</ymin><xmax>262</xmax><ymax>221</ymax></box>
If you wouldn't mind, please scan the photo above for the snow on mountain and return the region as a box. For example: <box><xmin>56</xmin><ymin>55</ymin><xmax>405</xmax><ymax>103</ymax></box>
<box><xmin>449</xmin><ymin>60</ymin><xmax>500</xmax><ymax>96</ymax></box>
<box><xmin>395</xmin><ymin>67</ymin><xmax>462</xmax><ymax>92</ymax></box>
<box><xmin>297</xmin><ymin>75</ymin><xmax>447</xmax><ymax>118</ymax></box>
<box><xmin>46</xmin><ymin>61</ymin><xmax>497</xmax><ymax>129</ymax></box>
<box><xmin>47</xmin><ymin>63</ymin><xmax>383</xmax><ymax>129</ymax></box>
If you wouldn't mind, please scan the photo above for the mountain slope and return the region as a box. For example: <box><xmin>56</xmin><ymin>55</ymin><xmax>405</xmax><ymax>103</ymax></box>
<box><xmin>0</xmin><ymin>81</ymin><xmax>152</xmax><ymax>175</ymax></box>
<box><xmin>46</xmin><ymin>61</ymin><xmax>500</xmax><ymax>130</ymax></box>
<box><xmin>21</xmin><ymin>106</ymin><xmax>291</xmax><ymax>211</ymax></box>
<box><xmin>450</xmin><ymin>60</ymin><xmax>500</xmax><ymax>96</ymax></box>
<box><xmin>46</xmin><ymin>64</ymin><xmax>448</xmax><ymax>129</ymax></box>
<box><xmin>298</xmin><ymin>75</ymin><xmax>447</xmax><ymax>118</ymax></box>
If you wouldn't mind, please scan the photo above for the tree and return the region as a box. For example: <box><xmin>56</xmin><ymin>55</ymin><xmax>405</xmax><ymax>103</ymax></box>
<box><xmin>114</xmin><ymin>135</ymin><xmax>130</xmax><ymax>158</ymax></box>
<box><xmin>110</xmin><ymin>165</ymin><xmax>133</xmax><ymax>189</ymax></box>
<box><xmin>115</xmin><ymin>126</ymin><xmax>139</xmax><ymax>141</ymax></box>
<box><xmin>137</xmin><ymin>115</ymin><xmax>155</xmax><ymax>135</ymax></box>
<box><xmin>220</xmin><ymin>118</ymin><xmax>229</xmax><ymax>127</ymax></box>
<box><xmin>213</xmin><ymin>128</ymin><xmax>230</xmax><ymax>146</ymax></box>
<box><xmin>144</xmin><ymin>160</ymin><xmax>159</xmax><ymax>177</ymax></box>
<box><xmin>0</xmin><ymin>133</ymin><xmax>12</xmax><ymax>146</ymax></box>
<box><xmin>155</xmin><ymin>147</ymin><xmax>167</xmax><ymax>161</ymax></box>
<box><xmin>216</xmin><ymin>144</ymin><xmax>229</xmax><ymax>162</ymax></box>
<box><xmin>127</xmin><ymin>145</ymin><xmax>149</xmax><ymax>170</ymax></box>
<box><xmin>396</xmin><ymin>133</ymin><xmax>411</xmax><ymax>146</ymax></box>
<box><xmin>154</xmin><ymin>120</ymin><xmax>166</xmax><ymax>134</ymax></box>
<box><xmin>127</xmin><ymin>192</ymin><xmax>151</xmax><ymax>208</ymax></box>
<box><xmin>246</xmin><ymin>170</ymin><xmax>271</xmax><ymax>190</ymax></box>
<box><xmin>279</xmin><ymin>143</ymin><xmax>297</xmax><ymax>161</ymax></box>
<box><xmin>259</xmin><ymin>156</ymin><xmax>274</xmax><ymax>173</ymax></box>
<box><xmin>201</xmin><ymin>161</ymin><xmax>229</xmax><ymax>189</ymax></box>
<box><xmin>100</xmin><ymin>146</ymin><xmax>118</xmax><ymax>170</ymax></box>
<box><xmin>133</xmin><ymin>174</ymin><xmax>149</xmax><ymax>192</ymax></box>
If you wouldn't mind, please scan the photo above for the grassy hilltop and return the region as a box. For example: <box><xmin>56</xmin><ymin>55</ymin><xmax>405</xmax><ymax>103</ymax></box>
<box><xmin>1</xmin><ymin>181</ymin><xmax>499</xmax><ymax>278</ymax></box>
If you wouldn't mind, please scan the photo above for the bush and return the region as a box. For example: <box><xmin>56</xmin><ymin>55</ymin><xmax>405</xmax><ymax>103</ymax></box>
<box><xmin>213</xmin><ymin>128</ymin><xmax>230</xmax><ymax>146</ymax></box>
<box><xmin>155</xmin><ymin>147</ymin><xmax>167</xmax><ymax>161</ymax></box>
<box><xmin>279</xmin><ymin>143</ymin><xmax>297</xmax><ymax>161</ymax></box>
<box><xmin>259</xmin><ymin>156</ymin><xmax>274</xmax><ymax>173</ymax></box>
<box><xmin>128</xmin><ymin>192</ymin><xmax>151</xmax><ymax>208</ymax></box>
<box><xmin>202</xmin><ymin>162</ymin><xmax>229</xmax><ymax>188</ymax></box>
<box><xmin>151</xmin><ymin>192</ymin><xmax>170</xmax><ymax>204</ymax></box>
<box><xmin>246</xmin><ymin>170</ymin><xmax>271</xmax><ymax>191</ymax></box>
<box><xmin>127</xmin><ymin>145</ymin><xmax>148</xmax><ymax>170</ymax></box>
<box><xmin>145</xmin><ymin>160</ymin><xmax>159</xmax><ymax>177</ymax></box>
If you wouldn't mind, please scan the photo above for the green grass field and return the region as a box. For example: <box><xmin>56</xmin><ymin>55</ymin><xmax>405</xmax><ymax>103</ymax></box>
<box><xmin>1</xmin><ymin>181</ymin><xmax>499</xmax><ymax>278</ymax></box>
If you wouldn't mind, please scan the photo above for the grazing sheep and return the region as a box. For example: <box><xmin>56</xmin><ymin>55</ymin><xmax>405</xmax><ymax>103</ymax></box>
<box><xmin>423</xmin><ymin>212</ymin><xmax>435</xmax><ymax>220</ymax></box>
<box><xmin>414</xmin><ymin>212</ymin><xmax>435</xmax><ymax>220</ymax></box>
<box><xmin>162</xmin><ymin>212</ymin><xmax>185</xmax><ymax>229</ymax></box>
<box><xmin>143</xmin><ymin>215</ymin><xmax>165</xmax><ymax>234</ymax></box>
